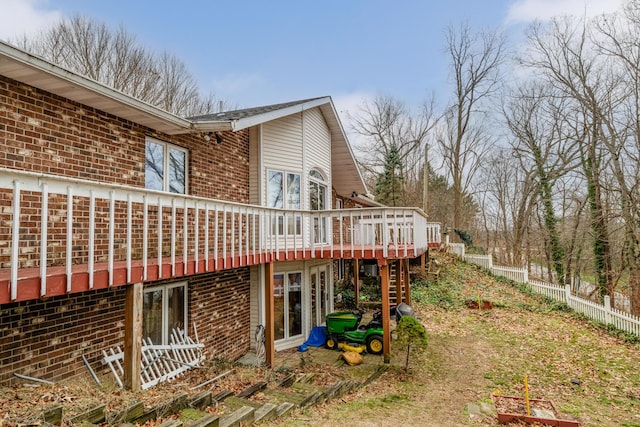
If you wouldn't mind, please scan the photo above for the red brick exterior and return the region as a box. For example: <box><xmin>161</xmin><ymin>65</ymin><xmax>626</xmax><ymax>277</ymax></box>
<box><xmin>0</xmin><ymin>75</ymin><xmax>252</xmax><ymax>384</ymax></box>
<box><xmin>0</xmin><ymin>269</ymin><xmax>251</xmax><ymax>386</ymax></box>
<box><xmin>0</xmin><ymin>75</ymin><xmax>249</xmax><ymax>202</ymax></box>
<box><xmin>0</xmin><ymin>287</ymin><xmax>126</xmax><ymax>385</ymax></box>
<box><xmin>189</xmin><ymin>269</ymin><xmax>251</xmax><ymax>361</ymax></box>
<box><xmin>0</xmin><ymin>75</ymin><xmax>250</xmax><ymax>270</ymax></box>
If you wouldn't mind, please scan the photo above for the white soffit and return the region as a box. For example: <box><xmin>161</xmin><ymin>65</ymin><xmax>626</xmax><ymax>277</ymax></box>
<box><xmin>0</xmin><ymin>41</ymin><xmax>191</xmax><ymax>135</ymax></box>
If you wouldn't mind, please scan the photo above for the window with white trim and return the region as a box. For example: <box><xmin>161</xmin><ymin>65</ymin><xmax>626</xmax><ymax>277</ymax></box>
<box><xmin>309</xmin><ymin>169</ymin><xmax>328</xmax><ymax>243</ymax></box>
<box><xmin>142</xmin><ymin>282</ymin><xmax>188</xmax><ymax>345</ymax></box>
<box><xmin>267</xmin><ymin>170</ymin><xmax>301</xmax><ymax>235</ymax></box>
<box><xmin>145</xmin><ymin>138</ymin><xmax>188</xmax><ymax>194</ymax></box>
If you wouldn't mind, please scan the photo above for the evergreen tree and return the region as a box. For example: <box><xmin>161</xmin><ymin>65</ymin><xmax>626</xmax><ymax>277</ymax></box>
<box><xmin>396</xmin><ymin>316</ymin><xmax>428</xmax><ymax>372</ymax></box>
<box><xmin>374</xmin><ymin>144</ymin><xmax>404</xmax><ymax>206</ymax></box>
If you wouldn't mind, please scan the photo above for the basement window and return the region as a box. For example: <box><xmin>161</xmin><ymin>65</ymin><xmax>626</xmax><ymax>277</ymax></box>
<box><xmin>142</xmin><ymin>282</ymin><xmax>188</xmax><ymax>345</ymax></box>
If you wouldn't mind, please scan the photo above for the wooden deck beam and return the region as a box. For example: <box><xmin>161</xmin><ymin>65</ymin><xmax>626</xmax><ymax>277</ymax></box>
<box><xmin>379</xmin><ymin>260</ymin><xmax>391</xmax><ymax>363</ymax></box>
<box><xmin>403</xmin><ymin>259</ymin><xmax>412</xmax><ymax>305</ymax></box>
<box><xmin>264</xmin><ymin>262</ymin><xmax>275</xmax><ymax>368</ymax></box>
<box><xmin>123</xmin><ymin>282</ymin><xmax>143</xmax><ymax>391</ymax></box>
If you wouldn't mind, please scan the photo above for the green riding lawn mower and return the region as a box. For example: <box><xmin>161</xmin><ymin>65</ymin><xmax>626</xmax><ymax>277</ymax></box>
<box><xmin>325</xmin><ymin>303</ymin><xmax>415</xmax><ymax>355</ymax></box>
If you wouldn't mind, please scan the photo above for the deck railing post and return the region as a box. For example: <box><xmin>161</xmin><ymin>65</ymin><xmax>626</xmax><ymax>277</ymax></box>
<box><xmin>40</xmin><ymin>182</ymin><xmax>48</xmax><ymax>296</ymax></box>
<box><xmin>66</xmin><ymin>186</ymin><xmax>73</xmax><ymax>291</ymax></box>
<box><xmin>10</xmin><ymin>180</ymin><xmax>20</xmax><ymax>301</ymax></box>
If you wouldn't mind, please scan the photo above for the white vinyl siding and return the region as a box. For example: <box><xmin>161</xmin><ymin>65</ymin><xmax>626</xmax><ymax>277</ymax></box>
<box><xmin>262</xmin><ymin>113</ymin><xmax>303</xmax><ymax>186</ymax></box>
<box><xmin>303</xmin><ymin>109</ymin><xmax>331</xmax><ymax>190</ymax></box>
<box><xmin>249</xmin><ymin>126</ymin><xmax>261</xmax><ymax>205</ymax></box>
<box><xmin>261</xmin><ymin>108</ymin><xmax>331</xmax><ymax>209</ymax></box>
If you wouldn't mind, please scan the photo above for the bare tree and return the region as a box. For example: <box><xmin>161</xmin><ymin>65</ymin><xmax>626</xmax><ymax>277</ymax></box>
<box><xmin>591</xmin><ymin>2</ymin><xmax>640</xmax><ymax>312</ymax></box>
<box><xmin>503</xmin><ymin>82</ymin><xmax>580</xmax><ymax>282</ymax></box>
<box><xmin>14</xmin><ymin>15</ymin><xmax>224</xmax><ymax>117</ymax></box>
<box><xmin>521</xmin><ymin>16</ymin><xmax>618</xmax><ymax>302</ymax></box>
<box><xmin>439</xmin><ymin>22</ymin><xmax>506</xmax><ymax>230</ymax></box>
<box><xmin>478</xmin><ymin>148</ymin><xmax>537</xmax><ymax>266</ymax></box>
<box><xmin>349</xmin><ymin>94</ymin><xmax>439</xmax><ymax>207</ymax></box>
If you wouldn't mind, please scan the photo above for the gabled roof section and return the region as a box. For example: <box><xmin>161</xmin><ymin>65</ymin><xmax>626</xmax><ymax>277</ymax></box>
<box><xmin>192</xmin><ymin>97</ymin><xmax>368</xmax><ymax>197</ymax></box>
<box><xmin>0</xmin><ymin>40</ymin><xmax>193</xmax><ymax>135</ymax></box>
<box><xmin>189</xmin><ymin>97</ymin><xmax>328</xmax><ymax>131</ymax></box>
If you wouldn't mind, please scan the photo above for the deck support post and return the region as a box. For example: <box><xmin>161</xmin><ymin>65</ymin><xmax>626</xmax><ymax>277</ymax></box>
<box><xmin>379</xmin><ymin>260</ymin><xmax>391</xmax><ymax>363</ymax></box>
<box><xmin>353</xmin><ymin>259</ymin><xmax>360</xmax><ymax>308</ymax></box>
<box><xmin>264</xmin><ymin>262</ymin><xmax>275</xmax><ymax>368</ymax></box>
<box><xmin>124</xmin><ymin>282</ymin><xmax>143</xmax><ymax>391</ymax></box>
<box><xmin>403</xmin><ymin>259</ymin><xmax>412</xmax><ymax>305</ymax></box>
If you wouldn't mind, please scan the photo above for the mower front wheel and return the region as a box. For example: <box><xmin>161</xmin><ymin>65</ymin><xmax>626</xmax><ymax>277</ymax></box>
<box><xmin>325</xmin><ymin>335</ymin><xmax>339</xmax><ymax>350</ymax></box>
<box><xmin>366</xmin><ymin>334</ymin><xmax>383</xmax><ymax>355</ymax></box>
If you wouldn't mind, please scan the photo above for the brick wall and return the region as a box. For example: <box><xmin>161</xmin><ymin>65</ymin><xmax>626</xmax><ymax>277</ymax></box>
<box><xmin>0</xmin><ymin>75</ymin><xmax>250</xmax><ymax>270</ymax></box>
<box><xmin>146</xmin><ymin>269</ymin><xmax>252</xmax><ymax>365</ymax></box>
<box><xmin>0</xmin><ymin>73</ymin><xmax>253</xmax><ymax>384</ymax></box>
<box><xmin>0</xmin><ymin>268</ymin><xmax>251</xmax><ymax>386</ymax></box>
<box><xmin>0</xmin><ymin>75</ymin><xmax>249</xmax><ymax>202</ymax></box>
<box><xmin>0</xmin><ymin>287</ymin><xmax>126</xmax><ymax>386</ymax></box>
<box><xmin>188</xmin><ymin>269</ymin><xmax>251</xmax><ymax>361</ymax></box>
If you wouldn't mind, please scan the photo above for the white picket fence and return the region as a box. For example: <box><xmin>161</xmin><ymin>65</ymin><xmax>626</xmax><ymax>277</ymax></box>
<box><xmin>463</xmin><ymin>254</ymin><xmax>493</xmax><ymax>269</ymax></box>
<box><xmin>448</xmin><ymin>242</ymin><xmax>466</xmax><ymax>258</ymax></box>
<box><xmin>102</xmin><ymin>327</ymin><xmax>204</xmax><ymax>390</ymax></box>
<box><xmin>463</xmin><ymin>255</ymin><xmax>640</xmax><ymax>338</ymax></box>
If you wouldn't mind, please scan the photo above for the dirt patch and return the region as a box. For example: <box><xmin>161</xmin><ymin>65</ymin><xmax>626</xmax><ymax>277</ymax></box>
<box><xmin>267</xmin><ymin>311</ymin><xmax>498</xmax><ymax>427</ymax></box>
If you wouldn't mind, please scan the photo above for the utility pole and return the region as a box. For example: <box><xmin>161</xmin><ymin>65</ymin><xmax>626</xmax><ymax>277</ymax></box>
<box><xmin>422</xmin><ymin>144</ymin><xmax>429</xmax><ymax>214</ymax></box>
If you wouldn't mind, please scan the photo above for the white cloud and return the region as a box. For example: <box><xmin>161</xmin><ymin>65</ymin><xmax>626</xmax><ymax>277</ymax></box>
<box><xmin>505</xmin><ymin>0</ymin><xmax>626</xmax><ymax>24</ymax></box>
<box><xmin>0</xmin><ymin>0</ymin><xmax>62</xmax><ymax>42</ymax></box>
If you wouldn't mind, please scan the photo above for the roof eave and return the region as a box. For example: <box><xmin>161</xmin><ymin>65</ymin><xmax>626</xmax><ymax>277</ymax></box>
<box><xmin>191</xmin><ymin>121</ymin><xmax>233</xmax><ymax>132</ymax></box>
<box><xmin>0</xmin><ymin>41</ymin><xmax>193</xmax><ymax>135</ymax></box>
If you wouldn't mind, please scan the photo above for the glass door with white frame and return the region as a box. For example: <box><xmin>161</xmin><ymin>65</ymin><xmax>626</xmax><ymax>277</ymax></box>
<box><xmin>310</xmin><ymin>264</ymin><xmax>331</xmax><ymax>327</ymax></box>
<box><xmin>273</xmin><ymin>271</ymin><xmax>302</xmax><ymax>341</ymax></box>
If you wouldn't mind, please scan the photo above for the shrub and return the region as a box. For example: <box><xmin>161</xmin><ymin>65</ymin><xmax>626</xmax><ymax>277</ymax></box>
<box><xmin>334</xmin><ymin>279</ymin><xmax>356</xmax><ymax>309</ymax></box>
<box><xmin>395</xmin><ymin>316</ymin><xmax>428</xmax><ymax>372</ymax></box>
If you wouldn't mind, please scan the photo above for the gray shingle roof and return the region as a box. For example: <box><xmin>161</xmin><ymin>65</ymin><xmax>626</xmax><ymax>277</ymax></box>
<box><xmin>189</xmin><ymin>97</ymin><xmax>327</xmax><ymax>122</ymax></box>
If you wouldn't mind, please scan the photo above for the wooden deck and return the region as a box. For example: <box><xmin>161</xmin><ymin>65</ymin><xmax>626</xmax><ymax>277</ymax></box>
<box><xmin>0</xmin><ymin>243</ymin><xmax>437</xmax><ymax>304</ymax></box>
<box><xmin>1</xmin><ymin>168</ymin><xmax>441</xmax><ymax>304</ymax></box>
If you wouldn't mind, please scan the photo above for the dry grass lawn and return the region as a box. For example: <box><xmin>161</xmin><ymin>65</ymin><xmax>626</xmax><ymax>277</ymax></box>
<box><xmin>269</xmin><ymin>253</ymin><xmax>640</xmax><ymax>427</ymax></box>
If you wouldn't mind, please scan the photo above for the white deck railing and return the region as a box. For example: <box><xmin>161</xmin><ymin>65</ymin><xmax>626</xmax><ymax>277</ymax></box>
<box><xmin>426</xmin><ymin>222</ymin><xmax>441</xmax><ymax>246</ymax></box>
<box><xmin>0</xmin><ymin>168</ymin><xmax>432</xmax><ymax>301</ymax></box>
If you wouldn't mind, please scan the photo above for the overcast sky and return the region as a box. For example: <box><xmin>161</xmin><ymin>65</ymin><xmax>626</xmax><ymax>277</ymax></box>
<box><xmin>0</xmin><ymin>0</ymin><xmax>627</xmax><ymax>119</ymax></box>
